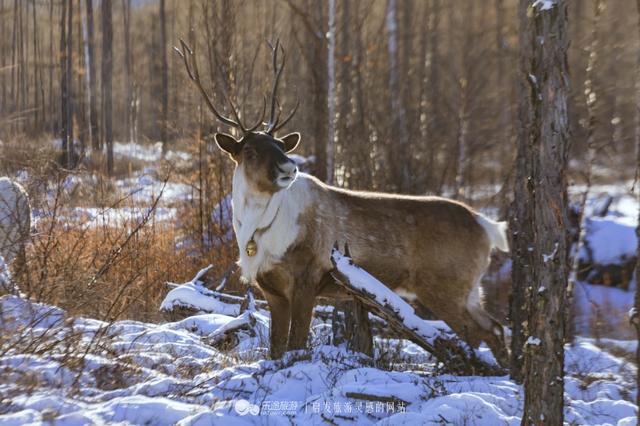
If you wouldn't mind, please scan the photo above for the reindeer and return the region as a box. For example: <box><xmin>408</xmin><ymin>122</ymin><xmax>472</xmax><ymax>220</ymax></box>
<box><xmin>177</xmin><ymin>41</ymin><xmax>511</xmax><ymax>366</ymax></box>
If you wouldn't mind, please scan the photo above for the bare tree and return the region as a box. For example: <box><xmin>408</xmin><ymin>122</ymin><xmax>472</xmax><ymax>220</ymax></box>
<box><xmin>385</xmin><ymin>0</ymin><xmax>410</xmax><ymax>192</ymax></box>
<box><xmin>59</xmin><ymin>0</ymin><xmax>74</xmax><ymax>167</ymax></box>
<box><xmin>566</xmin><ymin>0</ymin><xmax>604</xmax><ymax>342</ymax></box>
<box><xmin>48</xmin><ymin>0</ymin><xmax>55</xmax><ymax>134</ymax></box>
<box><xmin>518</xmin><ymin>1</ymin><xmax>570</xmax><ymax>424</ymax></box>
<box><xmin>326</xmin><ymin>0</ymin><xmax>336</xmax><ymax>184</ymax></box>
<box><xmin>123</xmin><ymin>0</ymin><xmax>133</xmax><ymax>143</ymax></box>
<box><xmin>426</xmin><ymin>0</ymin><xmax>441</xmax><ymax>192</ymax></box>
<box><xmin>160</xmin><ymin>0</ymin><xmax>168</xmax><ymax>151</ymax></box>
<box><xmin>31</xmin><ymin>0</ymin><xmax>43</xmax><ymax>132</ymax></box>
<box><xmin>288</xmin><ymin>0</ymin><xmax>329</xmax><ymax>182</ymax></box>
<box><xmin>85</xmin><ymin>0</ymin><xmax>98</xmax><ymax>149</ymax></box>
<box><xmin>102</xmin><ymin>0</ymin><xmax>114</xmax><ymax>174</ymax></box>
<box><xmin>510</xmin><ymin>0</ymin><xmax>535</xmax><ymax>384</ymax></box>
<box><xmin>0</xmin><ymin>0</ymin><xmax>4</xmax><ymax>116</ymax></box>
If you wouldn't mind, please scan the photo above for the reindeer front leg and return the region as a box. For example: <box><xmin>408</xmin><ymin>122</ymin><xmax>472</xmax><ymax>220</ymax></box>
<box><xmin>261</xmin><ymin>288</ymin><xmax>290</xmax><ymax>359</ymax></box>
<box><xmin>287</xmin><ymin>283</ymin><xmax>317</xmax><ymax>351</ymax></box>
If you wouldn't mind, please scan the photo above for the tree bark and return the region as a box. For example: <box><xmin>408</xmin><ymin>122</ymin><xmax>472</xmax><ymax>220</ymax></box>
<box><xmin>85</xmin><ymin>0</ymin><xmax>98</xmax><ymax>149</ymax></box>
<box><xmin>287</xmin><ymin>0</ymin><xmax>329</xmax><ymax>182</ymax></box>
<box><xmin>159</xmin><ymin>0</ymin><xmax>168</xmax><ymax>150</ymax></box>
<box><xmin>102</xmin><ymin>0</ymin><xmax>114</xmax><ymax>174</ymax></box>
<box><xmin>59</xmin><ymin>0</ymin><xmax>74</xmax><ymax>168</ymax></box>
<box><xmin>344</xmin><ymin>298</ymin><xmax>373</xmax><ymax>357</ymax></box>
<box><xmin>326</xmin><ymin>0</ymin><xmax>336</xmax><ymax>184</ymax></box>
<box><xmin>634</xmin><ymin>0</ymin><xmax>640</xmax><ymax>420</ymax></box>
<box><xmin>519</xmin><ymin>1</ymin><xmax>570</xmax><ymax>425</ymax></box>
<box><xmin>10</xmin><ymin>0</ymin><xmax>17</xmax><ymax>124</ymax></box>
<box><xmin>337</xmin><ymin>0</ymin><xmax>351</xmax><ymax>186</ymax></box>
<box><xmin>66</xmin><ymin>0</ymin><xmax>74</xmax><ymax>166</ymax></box>
<box><xmin>123</xmin><ymin>0</ymin><xmax>133</xmax><ymax>143</ymax></box>
<box><xmin>385</xmin><ymin>0</ymin><xmax>410</xmax><ymax>192</ymax></box>
<box><xmin>49</xmin><ymin>0</ymin><xmax>55</xmax><ymax>134</ymax></box>
<box><xmin>31</xmin><ymin>0</ymin><xmax>40</xmax><ymax>132</ymax></box>
<box><xmin>0</xmin><ymin>0</ymin><xmax>5</xmax><ymax>116</ymax></box>
<box><xmin>510</xmin><ymin>0</ymin><xmax>535</xmax><ymax>384</ymax></box>
<box><xmin>427</xmin><ymin>0</ymin><xmax>441</xmax><ymax>193</ymax></box>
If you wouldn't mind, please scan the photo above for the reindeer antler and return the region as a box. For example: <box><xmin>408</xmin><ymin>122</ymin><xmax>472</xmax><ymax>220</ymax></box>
<box><xmin>265</xmin><ymin>39</ymin><xmax>299</xmax><ymax>135</ymax></box>
<box><xmin>175</xmin><ymin>39</ymin><xmax>266</xmax><ymax>134</ymax></box>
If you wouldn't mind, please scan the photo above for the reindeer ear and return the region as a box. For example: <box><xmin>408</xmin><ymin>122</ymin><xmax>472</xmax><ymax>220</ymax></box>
<box><xmin>214</xmin><ymin>133</ymin><xmax>241</xmax><ymax>156</ymax></box>
<box><xmin>281</xmin><ymin>132</ymin><xmax>301</xmax><ymax>153</ymax></box>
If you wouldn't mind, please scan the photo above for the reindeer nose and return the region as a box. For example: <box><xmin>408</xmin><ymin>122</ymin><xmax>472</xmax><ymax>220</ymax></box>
<box><xmin>278</xmin><ymin>160</ymin><xmax>297</xmax><ymax>175</ymax></box>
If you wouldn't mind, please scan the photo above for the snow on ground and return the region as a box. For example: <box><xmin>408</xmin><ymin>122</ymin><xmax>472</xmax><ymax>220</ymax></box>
<box><xmin>574</xmin><ymin>280</ymin><xmax>636</xmax><ymax>338</ymax></box>
<box><xmin>116</xmin><ymin>168</ymin><xmax>193</xmax><ymax>205</ymax></box>
<box><xmin>579</xmin><ymin>192</ymin><xmax>637</xmax><ymax>266</ymax></box>
<box><xmin>113</xmin><ymin>141</ymin><xmax>191</xmax><ymax>164</ymax></box>
<box><xmin>0</xmin><ymin>292</ymin><xmax>636</xmax><ymax>425</ymax></box>
<box><xmin>160</xmin><ymin>266</ymin><xmax>240</xmax><ymax>316</ymax></box>
<box><xmin>583</xmin><ymin>216</ymin><xmax>636</xmax><ymax>265</ymax></box>
<box><xmin>33</xmin><ymin>205</ymin><xmax>178</xmax><ymax>230</ymax></box>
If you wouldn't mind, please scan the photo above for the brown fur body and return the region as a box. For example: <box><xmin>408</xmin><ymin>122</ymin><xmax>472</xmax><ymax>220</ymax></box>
<box><xmin>253</xmin><ymin>173</ymin><xmax>508</xmax><ymax>364</ymax></box>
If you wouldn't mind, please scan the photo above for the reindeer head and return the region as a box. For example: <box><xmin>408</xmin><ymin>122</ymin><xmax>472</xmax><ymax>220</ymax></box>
<box><xmin>177</xmin><ymin>39</ymin><xmax>301</xmax><ymax>195</ymax></box>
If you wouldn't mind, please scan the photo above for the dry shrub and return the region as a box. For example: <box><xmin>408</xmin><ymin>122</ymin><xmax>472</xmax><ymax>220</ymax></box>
<box><xmin>1</xmin><ymin>134</ymin><xmax>238</xmax><ymax>323</ymax></box>
<box><xmin>21</xmin><ymin>196</ymin><xmax>237</xmax><ymax>322</ymax></box>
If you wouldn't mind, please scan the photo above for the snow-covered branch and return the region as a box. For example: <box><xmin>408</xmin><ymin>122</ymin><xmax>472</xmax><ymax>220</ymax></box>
<box><xmin>330</xmin><ymin>247</ymin><xmax>503</xmax><ymax>375</ymax></box>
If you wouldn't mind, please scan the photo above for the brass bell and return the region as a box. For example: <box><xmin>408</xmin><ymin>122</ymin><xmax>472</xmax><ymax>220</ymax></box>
<box><xmin>246</xmin><ymin>239</ymin><xmax>257</xmax><ymax>257</ymax></box>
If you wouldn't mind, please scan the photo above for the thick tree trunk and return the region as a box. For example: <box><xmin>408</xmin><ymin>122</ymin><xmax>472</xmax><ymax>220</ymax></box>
<box><xmin>102</xmin><ymin>0</ymin><xmax>114</xmax><ymax>174</ymax></box>
<box><xmin>519</xmin><ymin>1</ymin><xmax>570</xmax><ymax>425</ymax></box>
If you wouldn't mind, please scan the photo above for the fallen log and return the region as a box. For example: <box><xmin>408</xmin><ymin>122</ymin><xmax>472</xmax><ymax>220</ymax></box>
<box><xmin>330</xmin><ymin>245</ymin><xmax>504</xmax><ymax>376</ymax></box>
<box><xmin>160</xmin><ymin>265</ymin><xmax>390</xmax><ymax>333</ymax></box>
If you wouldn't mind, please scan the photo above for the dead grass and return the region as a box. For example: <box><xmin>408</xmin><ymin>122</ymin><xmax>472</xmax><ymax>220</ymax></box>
<box><xmin>1</xmin><ymin>133</ymin><xmax>237</xmax><ymax>323</ymax></box>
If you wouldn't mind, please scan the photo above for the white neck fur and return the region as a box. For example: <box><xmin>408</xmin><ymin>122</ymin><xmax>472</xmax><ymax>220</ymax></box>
<box><xmin>232</xmin><ymin>164</ymin><xmax>310</xmax><ymax>282</ymax></box>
